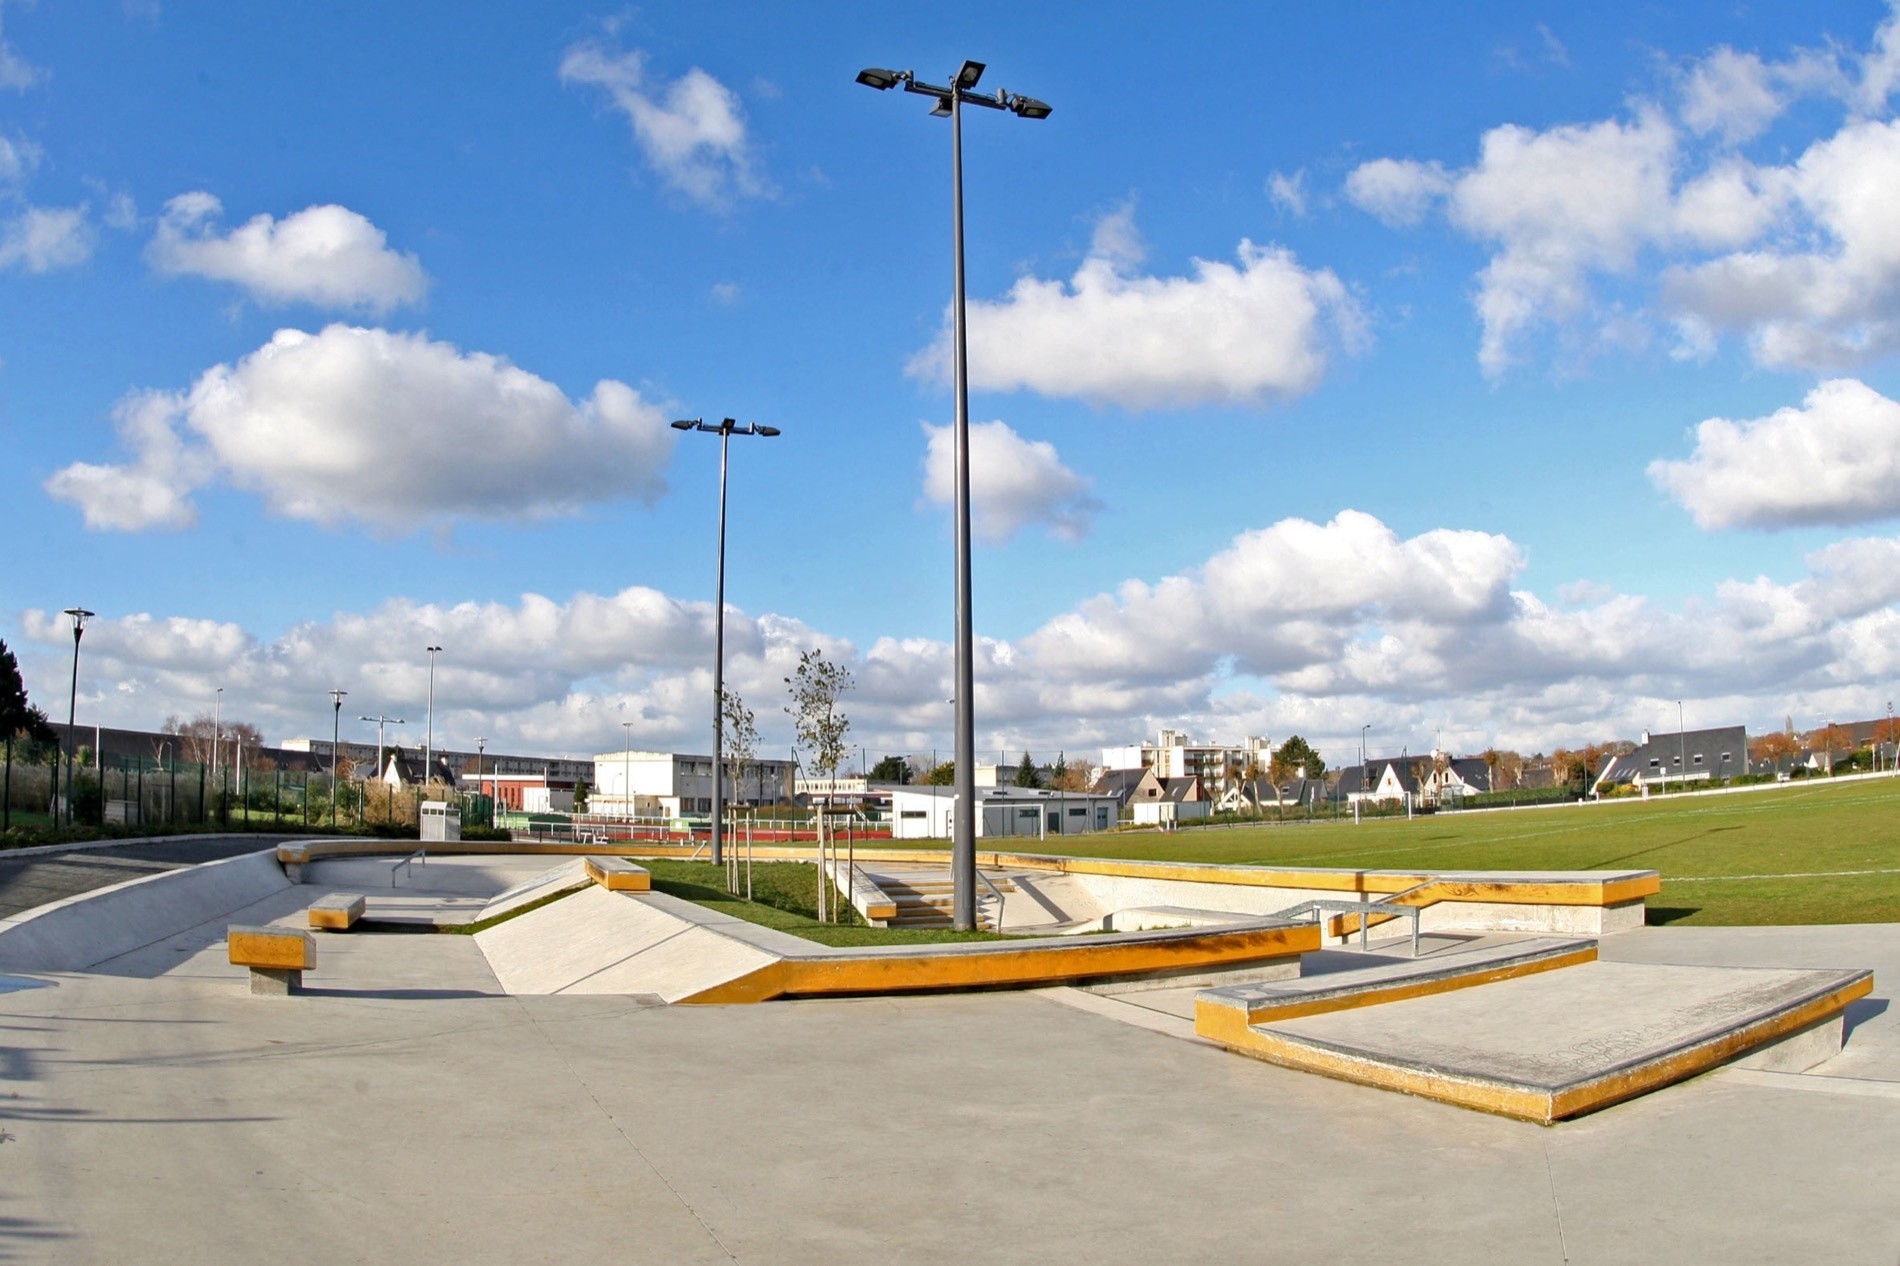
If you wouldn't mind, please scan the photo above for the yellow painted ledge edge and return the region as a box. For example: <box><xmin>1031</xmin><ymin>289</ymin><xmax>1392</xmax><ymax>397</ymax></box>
<box><xmin>1229</xmin><ymin>944</ymin><xmax>1600</xmax><ymax>1025</ymax></box>
<box><xmin>1200</xmin><ymin>971</ymin><xmax>1874</xmax><ymax>1125</ymax></box>
<box><xmin>678</xmin><ymin>921</ymin><xmax>1323</xmax><ymax>1005</ymax></box>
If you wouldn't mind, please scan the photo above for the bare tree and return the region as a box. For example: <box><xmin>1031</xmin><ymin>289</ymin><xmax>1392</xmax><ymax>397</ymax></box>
<box><xmin>783</xmin><ymin>650</ymin><xmax>852</xmax><ymax>777</ymax></box>
<box><xmin>720</xmin><ymin>687</ymin><xmax>759</xmax><ymax>805</ymax></box>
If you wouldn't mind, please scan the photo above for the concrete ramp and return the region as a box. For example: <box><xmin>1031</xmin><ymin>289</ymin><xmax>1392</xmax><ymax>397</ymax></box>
<box><xmin>1200</xmin><ymin>958</ymin><xmax>1872</xmax><ymax>1123</ymax></box>
<box><xmin>476</xmin><ymin>887</ymin><xmax>779</xmax><ymax>1001</ymax></box>
<box><xmin>0</xmin><ymin>848</ymin><xmax>290</xmax><ymax>972</ymax></box>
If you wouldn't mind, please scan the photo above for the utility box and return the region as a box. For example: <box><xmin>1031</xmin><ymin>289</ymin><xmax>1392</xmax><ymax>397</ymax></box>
<box><xmin>420</xmin><ymin>800</ymin><xmax>461</xmax><ymax>842</ymax></box>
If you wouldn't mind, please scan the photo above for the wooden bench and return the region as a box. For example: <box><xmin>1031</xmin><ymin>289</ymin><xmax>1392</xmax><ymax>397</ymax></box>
<box><xmin>584</xmin><ymin>856</ymin><xmax>651</xmax><ymax>892</ymax></box>
<box><xmin>228</xmin><ymin>925</ymin><xmax>315</xmax><ymax>995</ymax></box>
<box><xmin>308</xmin><ymin>893</ymin><xmax>366</xmax><ymax>931</ymax></box>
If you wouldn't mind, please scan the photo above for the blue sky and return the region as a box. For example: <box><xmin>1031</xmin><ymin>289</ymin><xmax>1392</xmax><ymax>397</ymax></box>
<box><xmin>6</xmin><ymin>0</ymin><xmax>1900</xmax><ymax>770</ymax></box>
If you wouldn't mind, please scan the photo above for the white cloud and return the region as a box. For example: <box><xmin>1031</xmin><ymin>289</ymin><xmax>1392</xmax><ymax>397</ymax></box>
<box><xmin>146</xmin><ymin>193</ymin><xmax>427</xmax><ymax>313</ymax></box>
<box><xmin>920</xmin><ymin>420</ymin><xmax>1101</xmax><ymax>543</ymax></box>
<box><xmin>0</xmin><ymin>132</ymin><xmax>39</xmax><ymax>184</ymax></box>
<box><xmin>0</xmin><ymin>203</ymin><xmax>92</xmax><ymax>272</ymax></box>
<box><xmin>21</xmin><ymin>507</ymin><xmax>1900</xmax><ymax>762</ymax></box>
<box><xmin>1346</xmin><ymin>7</ymin><xmax>1900</xmax><ymax>374</ymax></box>
<box><xmin>1665</xmin><ymin>119</ymin><xmax>1900</xmax><ymax>370</ymax></box>
<box><xmin>908</xmin><ymin>210</ymin><xmax>1365</xmax><ymax>410</ymax></box>
<box><xmin>560</xmin><ymin>42</ymin><xmax>767</xmax><ymax>208</ymax></box>
<box><xmin>0</xmin><ymin>3</ymin><xmax>43</xmax><ymax>92</ymax></box>
<box><xmin>1266</xmin><ymin>169</ymin><xmax>1308</xmax><ymax>217</ymax></box>
<box><xmin>1649</xmin><ymin>379</ymin><xmax>1900</xmax><ymax>530</ymax></box>
<box><xmin>1680</xmin><ymin>48</ymin><xmax>1785</xmax><ymax>144</ymax></box>
<box><xmin>45</xmin><ymin>324</ymin><xmax>678</xmax><ymax>532</ymax></box>
<box><xmin>709</xmin><ymin>280</ymin><xmax>740</xmax><ymax>305</ymax></box>
<box><xmin>1343</xmin><ymin>158</ymin><xmax>1452</xmax><ymax>227</ymax></box>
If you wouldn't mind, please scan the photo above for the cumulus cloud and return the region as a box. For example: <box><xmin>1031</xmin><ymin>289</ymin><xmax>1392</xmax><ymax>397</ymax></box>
<box><xmin>0</xmin><ymin>203</ymin><xmax>92</xmax><ymax>272</ymax></box>
<box><xmin>908</xmin><ymin>209</ymin><xmax>1364</xmax><ymax>410</ymax></box>
<box><xmin>920</xmin><ymin>420</ymin><xmax>1101</xmax><ymax>543</ymax></box>
<box><xmin>1649</xmin><ymin>379</ymin><xmax>1900</xmax><ymax>529</ymax></box>
<box><xmin>1266</xmin><ymin>169</ymin><xmax>1308</xmax><ymax>217</ymax></box>
<box><xmin>26</xmin><ymin>508</ymin><xmax>1900</xmax><ymax>762</ymax></box>
<box><xmin>0</xmin><ymin>3</ymin><xmax>43</xmax><ymax>92</ymax></box>
<box><xmin>0</xmin><ymin>132</ymin><xmax>39</xmax><ymax>184</ymax></box>
<box><xmin>1665</xmin><ymin>119</ymin><xmax>1900</xmax><ymax>369</ymax></box>
<box><xmin>1347</xmin><ymin>7</ymin><xmax>1900</xmax><ymax>375</ymax></box>
<box><xmin>45</xmin><ymin>324</ymin><xmax>678</xmax><ymax>532</ymax></box>
<box><xmin>146</xmin><ymin>193</ymin><xmax>428</xmax><ymax>312</ymax></box>
<box><xmin>560</xmin><ymin>42</ymin><xmax>767</xmax><ymax>207</ymax></box>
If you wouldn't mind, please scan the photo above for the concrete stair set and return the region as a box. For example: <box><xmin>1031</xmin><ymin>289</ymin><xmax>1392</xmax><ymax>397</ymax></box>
<box><xmin>877</xmin><ymin>874</ymin><xmax>1013</xmax><ymax>930</ymax></box>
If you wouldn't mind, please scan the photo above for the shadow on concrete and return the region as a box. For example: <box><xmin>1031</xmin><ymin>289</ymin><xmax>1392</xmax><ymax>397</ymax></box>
<box><xmin>1844</xmin><ymin>995</ymin><xmax>1889</xmax><ymax>1040</ymax></box>
<box><xmin>1646</xmin><ymin>906</ymin><xmax>1702</xmax><ymax>925</ymax></box>
<box><xmin>0</xmin><ymin>1208</ymin><xmax>73</xmax><ymax>1263</ymax></box>
<box><xmin>296</xmin><ymin>987</ymin><xmax>500</xmax><ymax>1000</ymax></box>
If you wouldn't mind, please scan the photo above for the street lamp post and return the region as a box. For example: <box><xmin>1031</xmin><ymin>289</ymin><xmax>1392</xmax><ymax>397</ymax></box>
<box><xmin>1678</xmin><ymin>701</ymin><xmax>1687</xmax><ymax>791</ymax></box>
<box><xmin>359</xmin><ymin>714</ymin><xmax>404</xmax><ymax>783</ymax></box>
<box><xmin>60</xmin><ymin>608</ymin><xmax>93</xmax><ymax>829</ymax></box>
<box><xmin>475</xmin><ymin>736</ymin><xmax>486</xmax><ymax>825</ymax></box>
<box><xmin>424</xmin><ymin>646</ymin><xmax>442</xmax><ymax>783</ymax></box>
<box><xmin>1358</xmin><ymin>724</ymin><xmax>1370</xmax><ymax>824</ymax></box>
<box><xmin>622</xmin><ymin>720</ymin><xmax>635</xmax><ymax>827</ymax></box>
<box><xmin>212</xmin><ymin>685</ymin><xmax>223</xmax><ymax>813</ymax></box>
<box><xmin>857</xmin><ymin>59</ymin><xmax>1049</xmax><ymax>930</ymax></box>
<box><xmin>670</xmin><ymin>416</ymin><xmax>780</xmax><ymax>870</ymax></box>
<box><xmin>329</xmin><ymin>689</ymin><xmax>348</xmax><ymax>827</ymax></box>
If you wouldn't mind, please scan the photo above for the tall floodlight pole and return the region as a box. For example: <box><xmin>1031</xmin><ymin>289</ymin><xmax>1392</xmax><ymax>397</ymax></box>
<box><xmin>670</xmin><ymin>416</ymin><xmax>780</xmax><ymax>868</ymax></box>
<box><xmin>857</xmin><ymin>60</ymin><xmax>1050</xmax><ymax>930</ymax></box>
<box><xmin>359</xmin><ymin>714</ymin><xmax>404</xmax><ymax>783</ymax></box>
<box><xmin>212</xmin><ymin>685</ymin><xmax>223</xmax><ymax>803</ymax></box>
<box><xmin>60</xmin><ymin>608</ymin><xmax>93</xmax><ymax>829</ymax></box>
<box><xmin>1678</xmin><ymin>700</ymin><xmax>1687</xmax><ymax>790</ymax></box>
<box><xmin>328</xmin><ymin>689</ymin><xmax>347</xmax><ymax>826</ymax></box>
<box><xmin>1358</xmin><ymin>724</ymin><xmax>1370</xmax><ymax>823</ymax></box>
<box><xmin>622</xmin><ymin>720</ymin><xmax>635</xmax><ymax>824</ymax></box>
<box><xmin>424</xmin><ymin>646</ymin><xmax>442</xmax><ymax>782</ymax></box>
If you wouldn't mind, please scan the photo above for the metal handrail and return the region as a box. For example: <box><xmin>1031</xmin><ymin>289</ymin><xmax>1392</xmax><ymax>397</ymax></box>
<box><xmin>974</xmin><ymin>869</ymin><xmax>1006</xmax><ymax>931</ymax></box>
<box><xmin>390</xmin><ymin>847</ymin><xmax>426</xmax><ymax>888</ymax></box>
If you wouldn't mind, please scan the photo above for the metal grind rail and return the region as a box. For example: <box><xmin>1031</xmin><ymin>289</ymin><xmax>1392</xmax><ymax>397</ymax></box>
<box><xmin>974</xmin><ymin>868</ymin><xmax>1007</xmax><ymax>932</ymax></box>
<box><xmin>1270</xmin><ymin>886</ymin><xmax>1426</xmax><ymax>956</ymax></box>
<box><xmin>391</xmin><ymin>847</ymin><xmax>427</xmax><ymax>888</ymax></box>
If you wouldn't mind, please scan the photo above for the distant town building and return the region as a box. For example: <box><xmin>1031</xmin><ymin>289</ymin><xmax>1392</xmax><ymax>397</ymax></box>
<box><xmin>591</xmin><ymin>750</ymin><xmax>794</xmax><ymax>819</ymax></box>
<box><xmin>1594</xmin><ymin>726</ymin><xmax>1748</xmax><ymax>792</ymax></box>
<box><xmin>1100</xmin><ymin>728</ymin><xmax>1271</xmax><ymax>802</ymax></box>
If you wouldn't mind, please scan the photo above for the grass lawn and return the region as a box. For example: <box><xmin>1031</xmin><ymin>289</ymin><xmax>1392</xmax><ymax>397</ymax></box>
<box><xmin>865</xmin><ymin>778</ymin><xmax>1900</xmax><ymax>926</ymax></box>
<box><xmin>640</xmin><ymin>858</ymin><xmax>1010</xmax><ymax>947</ymax></box>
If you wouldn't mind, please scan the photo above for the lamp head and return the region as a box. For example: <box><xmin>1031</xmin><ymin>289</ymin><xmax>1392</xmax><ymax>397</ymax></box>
<box><xmin>856</xmin><ymin>67</ymin><xmax>904</xmax><ymax>90</ymax></box>
<box><xmin>1010</xmin><ymin>95</ymin><xmax>1052</xmax><ymax>120</ymax></box>
<box><xmin>956</xmin><ymin>60</ymin><xmax>985</xmax><ymax>89</ymax></box>
<box><xmin>671</xmin><ymin>418</ymin><xmax>699</xmax><ymax>431</ymax></box>
<box><xmin>753</xmin><ymin>424</ymin><xmax>781</xmax><ymax>437</ymax></box>
<box><xmin>63</xmin><ymin>606</ymin><xmax>94</xmax><ymax>631</ymax></box>
<box><xmin>929</xmin><ymin>97</ymin><xmax>951</xmax><ymax>117</ymax></box>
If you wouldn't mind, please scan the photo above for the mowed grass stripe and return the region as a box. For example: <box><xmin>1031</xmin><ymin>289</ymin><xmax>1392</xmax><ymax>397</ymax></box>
<box><xmin>1009</xmin><ymin>778</ymin><xmax>1900</xmax><ymax>926</ymax></box>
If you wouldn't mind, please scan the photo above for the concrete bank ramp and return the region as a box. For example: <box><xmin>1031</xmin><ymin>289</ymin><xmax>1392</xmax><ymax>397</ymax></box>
<box><xmin>0</xmin><ymin>848</ymin><xmax>290</xmax><ymax>972</ymax></box>
<box><xmin>476</xmin><ymin>886</ymin><xmax>783</xmax><ymax>1001</ymax></box>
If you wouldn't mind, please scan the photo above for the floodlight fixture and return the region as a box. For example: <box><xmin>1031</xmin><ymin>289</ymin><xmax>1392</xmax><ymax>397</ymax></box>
<box><xmin>856</xmin><ymin>67</ymin><xmax>904</xmax><ymax>90</ymax></box>
<box><xmin>930</xmin><ymin>98</ymin><xmax>951</xmax><ymax>117</ymax></box>
<box><xmin>1011</xmin><ymin>95</ymin><xmax>1053</xmax><ymax>120</ymax></box>
<box><xmin>672</xmin><ymin>418</ymin><xmax>699</xmax><ymax>431</ymax></box>
<box><xmin>956</xmin><ymin>60</ymin><xmax>985</xmax><ymax>89</ymax></box>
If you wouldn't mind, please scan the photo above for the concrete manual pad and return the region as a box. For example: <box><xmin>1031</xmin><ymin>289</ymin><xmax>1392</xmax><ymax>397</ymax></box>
<box><xmin>1226</xmin><ymin>960</ymin><xmax>1872</xmax><ymax>1123</ymax></box>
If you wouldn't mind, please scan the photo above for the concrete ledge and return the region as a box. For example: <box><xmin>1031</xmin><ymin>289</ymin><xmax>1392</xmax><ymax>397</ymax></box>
<box><xmin>228</xmin><ymin>925</ymin><xmax>314</xmax><ymax>972</ymax></box>
<box><xmin>584</xmin><ymin>856</ymin><xmax>651</xmax><ymax>892</ymax></box>
<box><xmin>1203</xmin><ymin>960</ymin><xmax>1874</xmax><ymax>1124</ymax></box>
<box><xmin>1197</xmin><ymin>937</ymin><xmax>1599</xmax><ymax>1029</ymax></box>
<box><xmin>680</xmin><ymin>918</ymin><xmax>1322</xmax><ymax>1004</ymax></box>
<box><xmin>308</xmin><ymin>893</ymin><xmax>366</xmax><ymax>930</ymax></box>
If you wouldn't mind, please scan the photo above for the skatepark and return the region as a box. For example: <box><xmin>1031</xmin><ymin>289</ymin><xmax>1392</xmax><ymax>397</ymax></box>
<box><xmin>0</xmin><ymin>835</ymin><xmax>1894</xmax><ymax>1263</ymax></box>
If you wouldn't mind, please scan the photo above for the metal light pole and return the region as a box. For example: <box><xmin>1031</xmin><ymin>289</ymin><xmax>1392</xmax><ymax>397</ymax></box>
<box><xmin>212</xmin><ymin>685</ymin><xmax>222</xmax><ymax>806</ymax></box>
<box><xmin>1678</xmin><ymin>701</ymin><xmax>1687</xmax><ymax>790</ymax></box>
<box><xmin>475</xmin><ymin>736</ymin><xmax>486</xmax><ymax>823</ymax></box>
<box><xmin>1359</xmin><ymin>724</ymin><xmax>1370</xmax><ymax>824</ymax></box>
<box><xmin>670</xmin><ymin>417</ymin><xmax>779</xmax><ymax>869</ymax></box>
<box><xmin>622</xmin><ymin>720</ymin><xmax>635</xmax><ymax>825</ymax></box>
<box><xmin>424</xmin><ymin>646</ymin><xmax>442</xmax><ymax>782</ymax></box>
<box><xmin>857</xmin><ymin>60</ymin><xmax>1049</xmax><ymax>929</ymax></box>
<box><xmin>60</xmin><ymin>608</ymin><xmax>93</xmax><ymax>829</ymax></box>
<box><xmin>329</xmin><ymin>689</ymin><xmax>347</xmax><ymax>826</ymax></box>
<box><xmin>359</xmin><ymin>714</ymin><xmax>404</xmax><ymax>782</ymax></box>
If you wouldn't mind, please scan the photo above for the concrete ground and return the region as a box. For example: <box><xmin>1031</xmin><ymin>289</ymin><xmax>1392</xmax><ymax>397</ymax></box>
<box><xmin>1</xmin><ymin>857</ymin><xmax>1897</xmax><ymax>1263</ymax></box>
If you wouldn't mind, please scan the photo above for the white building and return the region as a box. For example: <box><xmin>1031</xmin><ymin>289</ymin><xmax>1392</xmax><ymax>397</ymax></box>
<box><xmin>590</xmin><ymin>750</ymin><xmax>795</xmax><ymax>820</ymax></box>
<box><xmin>1101</xmin><ymin>728</ymin><xmax>1271</xmax><ymax>798</ymax></box>
<box><xmin>888</xmin><ymin>786</ymin><xmax>1120</xmax><ymax>840</ymax></box>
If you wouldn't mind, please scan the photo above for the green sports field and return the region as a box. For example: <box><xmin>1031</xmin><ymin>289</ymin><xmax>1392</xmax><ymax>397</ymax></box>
<box><xmin>938</xmin><ymin>777</ymin><xmax>1900</xmax><ymax>926</ymax></box>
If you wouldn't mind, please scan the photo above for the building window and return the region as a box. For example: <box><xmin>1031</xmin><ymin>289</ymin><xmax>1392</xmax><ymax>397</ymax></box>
<box><xmin>900</xmin><ymin>810</ymin><xmax>925</xmax><ymax>819</ymax></box>
<box><xmin>1017</xmin><ymin>808</ymin><xmax>1038</xmax><ymax>819</ymax></box>
<box><xmin>1648</xmin><ymin>758</ymin><xmax>1660</xmax><ymax>768</ymax></box>
<box><xmin>1721</xmin><ymin>753</ymin><xmax>1731</xmax><ymax>762</ymax></box>
<box><xmin>1068</xmin><ymin>806</ymin><xmax>1085</xmax><ymax>816</ymax></box>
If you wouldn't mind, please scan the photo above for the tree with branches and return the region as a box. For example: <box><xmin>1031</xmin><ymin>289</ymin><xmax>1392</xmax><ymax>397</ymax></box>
<box><xmin>784</xmin><ymin>650</ymin><xmax>853</xmax><ymax>777</ymax></box>
<box><xmin>720</xmin><ymin>686</ymin><xmax>760</xmax><ymax>806</ymax></box>
<box><xmin>0</xmin><ymin>639</ymin><xmax>55</xmax><ymax>743</ymax></box>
